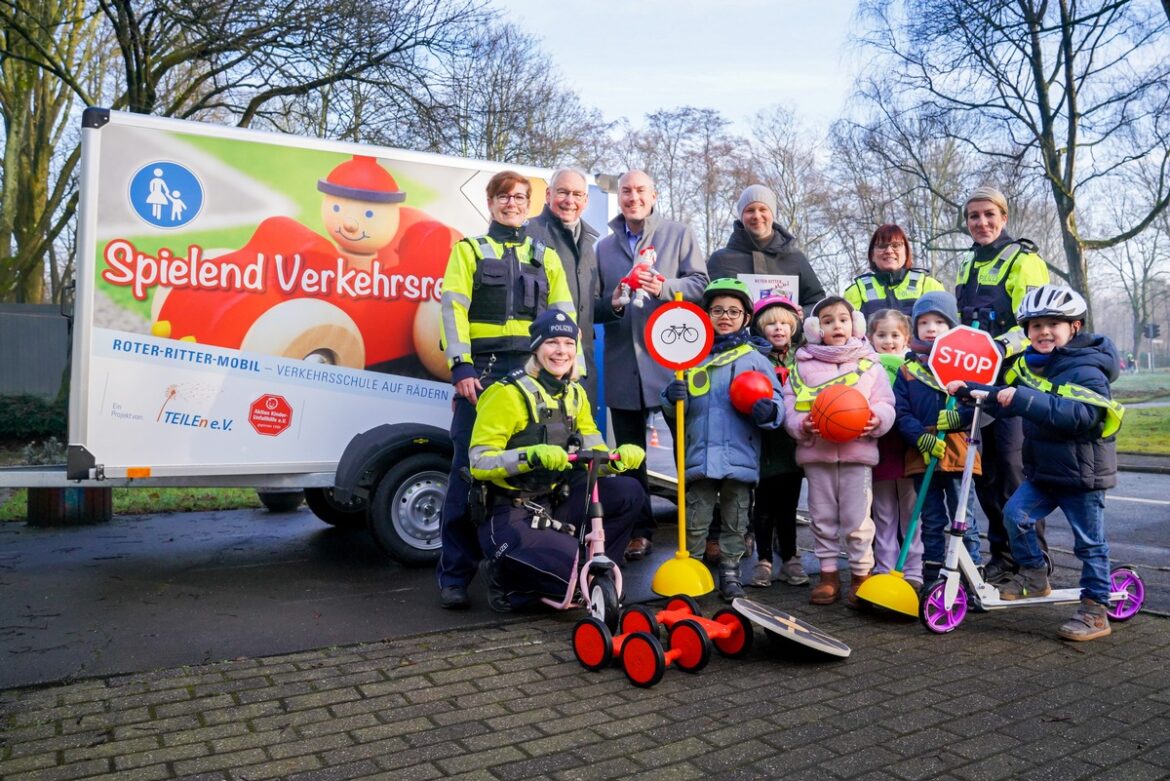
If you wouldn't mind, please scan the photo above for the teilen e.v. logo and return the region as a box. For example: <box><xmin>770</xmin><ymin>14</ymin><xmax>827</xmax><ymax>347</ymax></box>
<box><xmin>129</xmin><ymin>161</ymin><xmax>204</xmax><ymax>229</ymax></box>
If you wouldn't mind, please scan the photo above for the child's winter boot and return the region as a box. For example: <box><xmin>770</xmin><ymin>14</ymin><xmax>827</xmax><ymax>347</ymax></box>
<box><xmin>809</xmin><ymin>569</ymin><xmax>840</xmax><ymax>605</ymax></box>
<box><xmin>999</xmin><ymin>566</ymin><xmax>1051</xmax><ymax>600</ymax></box>
<box><xmin>845</xmin><ymin>572</ymin><xmax>871</xmax><ymax>609</ymax></box>
<box><xmin>719</xmin><ymin>564</ymin><xmax>745</xmax><ymax>601</ymax></box>
<box><xmin>1057</xmin><ymin>598</ymin><xmax>1112</xmax><ymax>641</ymax></box>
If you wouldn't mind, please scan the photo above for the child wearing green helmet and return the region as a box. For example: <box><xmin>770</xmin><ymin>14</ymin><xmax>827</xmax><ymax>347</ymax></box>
<box><xmin>661</xmin><ymin>278</ymin><xmax>785</xmax><ymax>600</ymax></box>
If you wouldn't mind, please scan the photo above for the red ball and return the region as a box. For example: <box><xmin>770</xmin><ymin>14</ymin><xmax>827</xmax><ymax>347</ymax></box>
<box><xmin>810</xmin><ymin>385</ymin><xmax>871</xmax><ymax>443</ymax></box>
<box><xmin>729</xmin><ymin>371</ymin><xmax>773</xmax><ymax>414</ymax></box>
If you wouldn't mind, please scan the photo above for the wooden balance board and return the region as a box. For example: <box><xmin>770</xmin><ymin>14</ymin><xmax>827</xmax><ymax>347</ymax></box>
<box><xmin>732</xmin><ymin>597</ymin><xmax>851</xmax><ymax>659</ymax></box>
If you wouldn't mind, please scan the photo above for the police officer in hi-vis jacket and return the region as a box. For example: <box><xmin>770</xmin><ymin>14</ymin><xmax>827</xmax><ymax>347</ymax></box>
<box><xmin>955</xmin><ymin>186</ymin><xmax>1051</xmax><ymax>582</ymax></box>
<box><xmin>436</xmin><ymin>171</ymin><xmax>578</xmax><ymax>610</ymax></box>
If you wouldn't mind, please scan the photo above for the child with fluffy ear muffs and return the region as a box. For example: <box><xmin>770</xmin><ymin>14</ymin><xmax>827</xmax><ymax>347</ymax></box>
<box><xmin>781</xmin><ymin>296</ymin><xmax>896</xmax><ymax>607</ymax></box>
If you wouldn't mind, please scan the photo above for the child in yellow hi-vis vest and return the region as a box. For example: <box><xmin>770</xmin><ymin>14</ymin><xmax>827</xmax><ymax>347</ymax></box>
<box><xmin>949</xmin><ymin>285</ymin><xmax>1126</xmax><ymax>641</ymax></box>
<box><xmin>782</xmin><ymin>296</ymin><xmax>895</xmax><ymax>607</ymax></box>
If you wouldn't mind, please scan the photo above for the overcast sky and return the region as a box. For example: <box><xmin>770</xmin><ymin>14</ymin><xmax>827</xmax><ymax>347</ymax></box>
<box><xmin>496</xmin><ymin>0</ymin><xmax>862</xmax><ymax>132</ymax></box>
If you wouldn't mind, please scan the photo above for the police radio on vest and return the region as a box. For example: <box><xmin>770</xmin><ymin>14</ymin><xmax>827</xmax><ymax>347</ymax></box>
<box><xmin>935</xmin><ymin>345</ymin><xmax>995</xmax><ymax>375</ymax></box>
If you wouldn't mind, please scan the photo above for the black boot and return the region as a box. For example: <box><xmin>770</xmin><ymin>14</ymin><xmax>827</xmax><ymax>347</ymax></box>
<box><xmin>482</xmin><ymin>557</ymin><xmax>512</xmax><ymax>613</ymax></box>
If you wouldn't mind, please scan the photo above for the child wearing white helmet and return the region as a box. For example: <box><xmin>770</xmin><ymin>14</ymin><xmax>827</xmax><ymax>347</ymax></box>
<box><xmin>948</xmin><ymin>284</ymin><xmax>1126</xmax><ymax>640</ymax></box>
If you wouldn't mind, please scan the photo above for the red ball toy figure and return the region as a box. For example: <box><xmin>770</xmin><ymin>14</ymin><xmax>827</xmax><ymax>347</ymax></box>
<box><xmin>810</xmin><ymin>385</ymin><xmax>871</xmax><ymax>443</ymax></box>
<box><xmin>729</xmin><ymin>371</ymin><xmax>773</xmax><ymax>414</ymax></box>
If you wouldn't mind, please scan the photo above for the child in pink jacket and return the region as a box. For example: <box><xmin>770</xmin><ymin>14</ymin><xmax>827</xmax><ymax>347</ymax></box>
<box><xmin>783</xmin><ymin>296</ymin><xmax>896</xmax><ymax>607</ymax></box>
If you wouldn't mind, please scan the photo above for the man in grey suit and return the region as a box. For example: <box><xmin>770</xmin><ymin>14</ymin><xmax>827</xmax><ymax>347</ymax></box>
<box><xmin>524</xmin><ymin>167</ymin><xmax>601</xmax><ymax>408</ymax></box>
<box><xmin>595</xmin><ymin>170</ymin><xmax>709</xmax><ymax>560</ymax></box>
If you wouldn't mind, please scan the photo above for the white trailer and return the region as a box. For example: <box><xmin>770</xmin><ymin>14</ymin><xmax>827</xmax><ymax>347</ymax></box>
<box><xmin>1</xmin><ymin>108</ymin><xmax>616</xmax><ymax>565</ymax></box>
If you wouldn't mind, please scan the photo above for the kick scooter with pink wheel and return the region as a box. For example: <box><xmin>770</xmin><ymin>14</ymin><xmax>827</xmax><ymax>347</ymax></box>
<box><xmin>919</xmin><ymin>389</ymin><xmax>1145</xmax><ymax>634</ymax></box>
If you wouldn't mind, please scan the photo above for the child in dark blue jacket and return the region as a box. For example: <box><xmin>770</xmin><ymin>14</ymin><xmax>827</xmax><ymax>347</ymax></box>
<box><xmin>893</xmin><ymin>292</ymin><xmax>982</xmax><ymax>584</ymax></box>
<box><xmin>949</xmin><ymin>285</ymin><xmax>1125</xmax><ymax>641</ymax></box>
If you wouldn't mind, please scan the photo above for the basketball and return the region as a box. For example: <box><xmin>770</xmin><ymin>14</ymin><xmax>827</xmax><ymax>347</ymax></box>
<box><xmin>810</xmin><ymin>385</ymin><xmax>871</xmax><ymax>443</ymax></box>
<box><xmin>729</xmin><ymin>371</ymin><xmax>773</xmax><ymax>414</ymax></box>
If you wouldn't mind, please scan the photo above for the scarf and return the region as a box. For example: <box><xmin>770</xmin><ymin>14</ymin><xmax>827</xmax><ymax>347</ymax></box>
<box><xmin>1023</xmin><ymin>347</ymin><xmax>1054</xmax><ymax>373</ymax></box>
<box><xmin>909</xmin><ymin>336</ymin><xmax>934</xmax><ymax>359</ymax></box>
<box><xmin>710</xmin><ymin>329</ymin><xmax>760</xmax><ymax>354</ymax></box>
<box><xmin>800</xmin><ymin>337</ymin><xmax>873</xmax><ymax>365</ymax></box>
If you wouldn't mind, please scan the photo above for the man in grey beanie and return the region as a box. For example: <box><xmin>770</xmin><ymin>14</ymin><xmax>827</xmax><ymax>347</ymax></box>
<box><xmin>708</xmin><ymin>184</ymin><xmax>825</xmax><ymax>309</ymax></box>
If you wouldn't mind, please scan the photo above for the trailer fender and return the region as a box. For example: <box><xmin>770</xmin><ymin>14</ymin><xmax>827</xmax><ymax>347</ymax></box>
<box><xmin>333</xmin><ymin>423</ymin><xmax>452</xmax><ymax>503</ymax></box>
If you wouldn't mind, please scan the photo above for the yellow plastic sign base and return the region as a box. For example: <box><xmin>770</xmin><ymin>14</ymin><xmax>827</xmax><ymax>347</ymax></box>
<box><xmin>856</xmin><ymin>570</ymin><xmax>920</xmax><ymax>617</ymax></box>
<box><xmin>652</xmin><ymin>552</ymin><xmax>714</xmax><ymax>597</ymax></box>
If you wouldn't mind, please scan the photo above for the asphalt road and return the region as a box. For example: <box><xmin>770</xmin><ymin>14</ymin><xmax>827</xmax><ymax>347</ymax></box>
<box><xmin>1</xmin><ymin>468</ymin><xmax>1167</xmax><ymax>690</ymax></box>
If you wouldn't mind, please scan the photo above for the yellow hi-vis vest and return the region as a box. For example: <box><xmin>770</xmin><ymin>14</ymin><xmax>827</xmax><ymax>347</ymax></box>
<box><xmin>685</xmin><ymin>343</ymin><xmax>756</xmax><ymax>396</ymax></box>
<box><xmin>788</xmin><ymin>357</ymin><xmax>876</xmax><ymax>412</ymax></box>
<box><xmin>1004</xmin><ymin>360</ymin><xmax>1125</xmax><ymax>438</ymax></box>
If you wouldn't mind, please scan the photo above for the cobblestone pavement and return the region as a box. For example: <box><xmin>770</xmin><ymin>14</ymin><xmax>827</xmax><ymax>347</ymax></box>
<box><xmin>2</xmin><ymin>585</ymin><xmax>1168</xmax><ymax>781</ymax></box>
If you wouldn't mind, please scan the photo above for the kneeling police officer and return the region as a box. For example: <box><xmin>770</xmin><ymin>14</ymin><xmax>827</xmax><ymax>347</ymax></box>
<box><xmin>469</xmin><ymin>310</ymin><xmax>646</xmax><ymax>612</ymax></box>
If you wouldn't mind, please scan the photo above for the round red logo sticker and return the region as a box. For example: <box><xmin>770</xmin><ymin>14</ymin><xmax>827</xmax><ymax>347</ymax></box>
<box><xmin>249</xmin><ymin>394</ymin><xmax>293</xmax><ymax>436</ymax></box>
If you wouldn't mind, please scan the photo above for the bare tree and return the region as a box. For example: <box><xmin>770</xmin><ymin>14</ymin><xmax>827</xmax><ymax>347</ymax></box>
<box><xmin>854</xmin><ymin>0</ymin><xmax>1170</xmax><ymax>323</ymax></box>
<box><xmin>0</xmin><ymin>0</ymin><xmax>488</xmax><ymax>302</ymax></box>
<box><xmin>0</xmin><ymin>0</ymin><xmax>102</xmax><ymax>303</ymax></box>
<box><xmin>391</xmin><ymin>21</ymin><xmax>612</xmax><ymax>170</ymax></box>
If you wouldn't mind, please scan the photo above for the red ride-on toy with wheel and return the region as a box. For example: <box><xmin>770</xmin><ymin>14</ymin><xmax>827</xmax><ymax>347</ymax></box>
<box><xmin>572</xmin><ymin>611</ymin><xmax>711</xmax><ymax>688</ymax></box>
<box><xmin>621</xmin><ymin>595</ymin><xmax>754</xmax><ymax>660</ymax></box>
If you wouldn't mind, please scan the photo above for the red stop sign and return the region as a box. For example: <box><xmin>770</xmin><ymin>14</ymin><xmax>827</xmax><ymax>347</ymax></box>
<box><xmin>249</xmin><ymin>394</ymin><xmax>293</xmax><ymax>436</ymax></box>
<box><xmin>928</xmin><ymin>326</ymin><xmax>1002</xmax><ymax>387</ymax></box>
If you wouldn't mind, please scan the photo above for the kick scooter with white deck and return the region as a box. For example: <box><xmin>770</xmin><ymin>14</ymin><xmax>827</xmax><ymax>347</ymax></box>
<box><xmin>918</xmin><ymin>389</ymin><xmax>1145</xmax><ymax>634</ymax></box>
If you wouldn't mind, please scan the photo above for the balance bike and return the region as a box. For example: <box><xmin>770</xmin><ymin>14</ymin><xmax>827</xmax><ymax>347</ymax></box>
<box><xmin>571</xmin><ymin>612</ymin><xmax>711</xmax><ymax>688</ymax></box>
<box><xmin>919</xmin><ymin>391</ymin><xmax>1146</xmax><ymax>634</ymax></box>
<box><xmin>620</xmin><ymin>595</ymin><xmax>754</xmax><ymax>659</ymax></box>
<box><xmin>542</xmin><ymin>452</ymin><xmax>623</xmax><ymax>632</ymax></box>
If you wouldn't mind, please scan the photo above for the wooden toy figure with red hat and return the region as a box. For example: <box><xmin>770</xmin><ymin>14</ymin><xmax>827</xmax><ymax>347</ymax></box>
<box><xmin>617</xmin><ymin>247</ymin><xmax>666</xmax><ymax>309</ymax></box>
<box><xmin>152</xmin><ymin>154</ymin><xmax>461</xmax><ymax>378</ymax></box>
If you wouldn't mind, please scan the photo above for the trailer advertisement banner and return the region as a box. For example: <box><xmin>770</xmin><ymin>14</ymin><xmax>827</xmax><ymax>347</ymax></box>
<box><xmin>76</xmin><ymin>112</ymin><xmax>601</xmax><ymax>477</ymax></box>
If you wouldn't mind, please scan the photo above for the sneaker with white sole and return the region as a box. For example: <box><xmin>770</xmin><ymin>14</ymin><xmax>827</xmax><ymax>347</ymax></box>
<box><xmin>778</xmin><ymin>557</ymin><xmax>809</xmax><ymax>586</ymax></box>
<box><xmin>748</xmin><ymin>559</ymin><xmax>772</xmax><ymax>588</ymax></box>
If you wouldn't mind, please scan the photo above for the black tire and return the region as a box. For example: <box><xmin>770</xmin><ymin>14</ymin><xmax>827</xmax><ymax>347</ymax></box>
<box><xmin>622</xmin><ymin>632</ymin><xmax>666</xmax><ymax>688</ymax></box>
<box><xmin>620</xmin><ymin>605</ymin><xmax>660</xmax><ymax>638</ymax></box>
<box><xmin>256</xmin><ymin>489</ymin><xmax>304</xmax><ymax>513</ymax></box>
<box><xmin>572</xmin><ymin>618</ymin><xmax>614</xmax><ymax>671</ymax></box>
<box><xmin>666</xmin><ymin>594</ymin><xmax>701</xmax><ymax>616</ymax></box>
<box><xmin>711</xmin><ymin>608</ymin><xmax>754</xmax><ymax>658</ymax></box>
<box><xmin>668</xmin><ymin>619</ymin><xmax>712</xmax><ymax>673</ymax></box>
<box><xmin>589</xmin><ymin>575</ymin><xmax>620</xmax><ymax>634</ymax></box>
<box><xmin>304</xmin><ymin>487</ymin><xmax>367</xmax><ymax>529</ymax></box>
<box><xmin>368</xmin><ymin>453</ymin><xmax>448</xmax><ymax>566</ymax></box>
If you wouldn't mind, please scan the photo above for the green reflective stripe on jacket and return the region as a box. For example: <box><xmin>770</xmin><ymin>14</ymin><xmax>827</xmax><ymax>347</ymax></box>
<box><xmin>789</xmin><ymin>357</ymin><xmax>875</xmax><ymax>411</ymax></box>
<box><xmin>685</xmin><ymin>343</ymin><xmax>756</xmax><ymax>397</ymax></box>
<box><xmin>902</xmin><ymin>359</ymin><xmax>943</xmax><ymax>392</ymax></box>
<box><xmin>1005</xmin><ymin>361</ymin><xmax>1126</xmax><ymax>438</ymax></box>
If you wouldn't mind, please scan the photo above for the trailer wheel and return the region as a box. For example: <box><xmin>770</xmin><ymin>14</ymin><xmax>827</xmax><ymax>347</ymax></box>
<box><xmin>304</xmin><ymin>487</ymin><xmax>366</xmax><ymax>529</ymax></box>
<box><xmin>368</xmin><ymin>453</ymin><xmax>447</xmax><ymax>566</ymax></box>
<box><xmin>256</xmin><ymin>489</ymin><xmax>304</xmax><ymax>513</ymax></box>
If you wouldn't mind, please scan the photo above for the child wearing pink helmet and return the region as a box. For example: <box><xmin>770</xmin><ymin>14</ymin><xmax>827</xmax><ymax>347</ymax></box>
<box><xmin>748</xmin><ymin>294</ymin><xmax>809</xmax><ymax>588</ymax></box>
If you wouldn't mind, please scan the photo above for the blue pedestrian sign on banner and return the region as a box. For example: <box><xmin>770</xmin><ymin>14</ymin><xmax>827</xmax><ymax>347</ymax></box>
<box><xmin>128</xmin><ymin>161</ymin><xmax>204</xmax><ymax>229</ymax></box>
